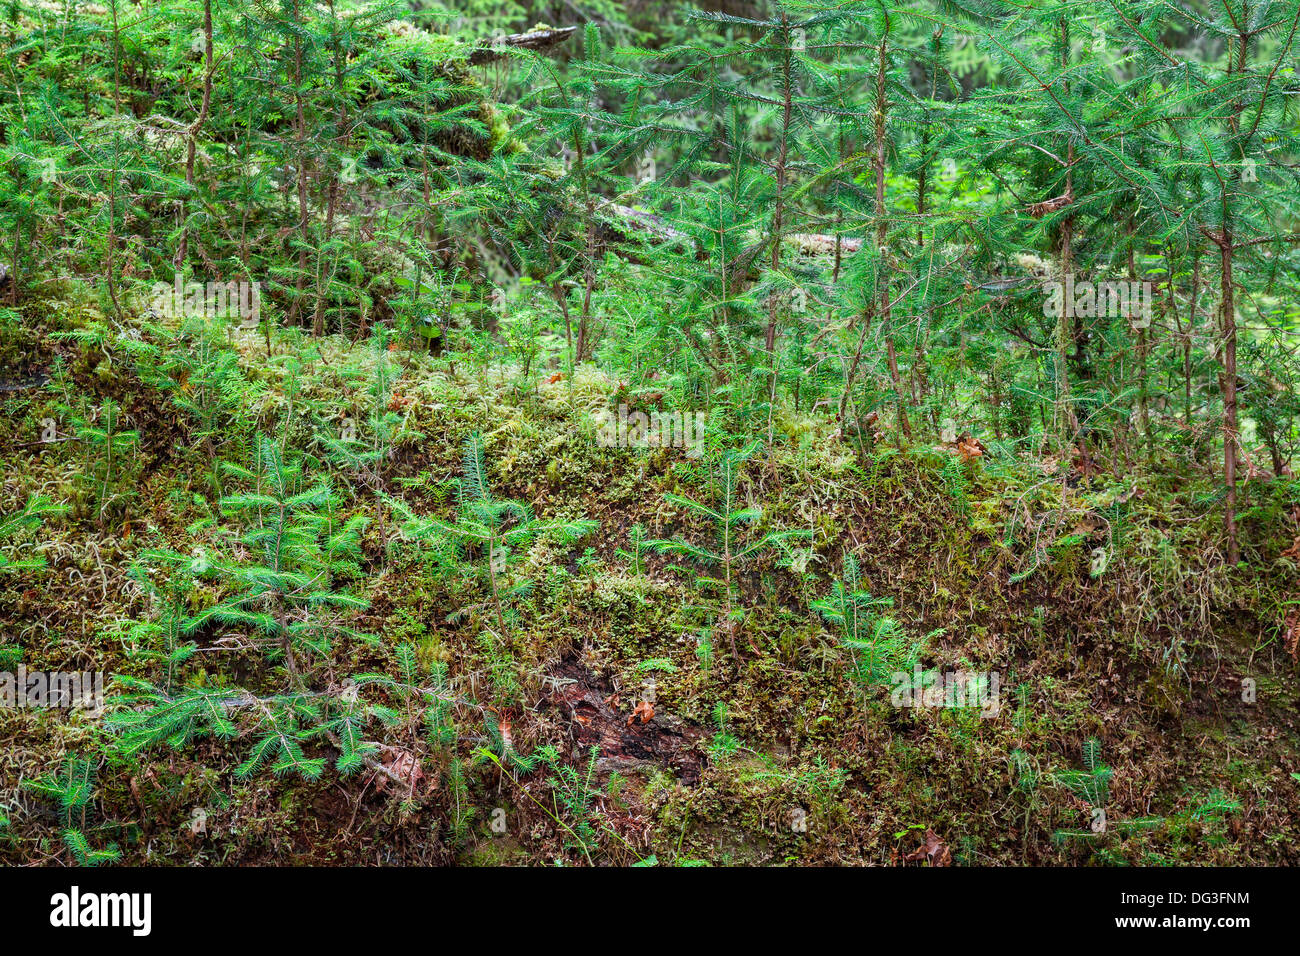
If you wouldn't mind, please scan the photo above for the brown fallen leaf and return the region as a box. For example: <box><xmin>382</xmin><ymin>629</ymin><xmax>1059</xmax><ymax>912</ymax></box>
<box><xmin>1073</xmin><ymin>514</ymin><xmax>1102</xmax><ymax>536</ymax></box>
<box><xmin>627</xmin><ymin>700</ymin><xmax>654</xmax><ymax>727</ymax></box>
<box><xmin>497</xmin><ymin>715</ymin><xmax>514</xmax><ymax>754</ymax></box>
<box><xmin>1072</xmin><ymin>445</ymin><xmax>1100</xmax><ymax>479</ymax></box>
<box><xmin>375</xmin><ymin>748</ymin><xmax>425</xmax><ymax>793</ymax></box>
<box><xmin>904</xmin><ymin>828</ymin><xmax>953</xmax><ymax>867</ymax></box>
<box><xmin>955</xmin><ymin>432</ymin><xmax>986</xmax><ymax>462</ymax></box>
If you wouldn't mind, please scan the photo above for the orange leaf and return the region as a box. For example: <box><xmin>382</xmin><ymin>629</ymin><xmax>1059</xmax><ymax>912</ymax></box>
<box><xmin>903</xmin><ymin>828</ymin><xmax>952</xmax><ymax>867</ymax></box>
<box><xmin>955</xmin><ymin>432</ymin><xmax>985</xmax><ymax>462</ymax></box>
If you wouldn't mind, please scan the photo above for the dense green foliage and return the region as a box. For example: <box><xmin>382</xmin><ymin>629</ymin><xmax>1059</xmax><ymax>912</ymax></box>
<box><xmin>1</xmin><ymin>0</ymin><xmax>1298</xmax><ymax>866</ymax></box>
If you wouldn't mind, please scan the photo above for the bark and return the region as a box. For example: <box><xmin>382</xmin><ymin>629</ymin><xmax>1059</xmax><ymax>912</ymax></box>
<box><xmin>1054</xmin><ymin>17</ymin><xmax>1076</xmax><ymax>452</ymax></box>
<box><xmin>1219</xmin><ymin>231</ymin><xmax>1239</xmax><ymax>564</ymax></box>
<box><xmin>289</xmin><ymin>0</ymin><xmax>311</xmax><ymax>328</ymax></box>
<box><xmin>873</xmin><ymin>33</ymin><xmax>909</xmax><ymax>440</ymax></box>
<box><xmin>467</xmin><ymin>27</ymin><xmax>578</xmax><ymax>65</ymax></box>
<box><xmin>175</xmin><ymin>0</ymin><xmax>214</xmax><ymax>272</ymax></box>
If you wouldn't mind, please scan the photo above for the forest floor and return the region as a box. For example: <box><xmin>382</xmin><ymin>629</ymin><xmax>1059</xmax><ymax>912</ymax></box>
<box><xmin>2</xmin><ymin>304</ymin><xmax>1298</xmax><ymax>866</ymax></box>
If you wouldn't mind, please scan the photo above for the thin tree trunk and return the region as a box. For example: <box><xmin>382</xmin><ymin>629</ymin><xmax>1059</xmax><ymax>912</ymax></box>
<box><xmin>764</xmin><ymin>16</ymin><xmax>794</xmax><ymax>389</ymax></box>
<box><xmin>289</xmin><ymin>0</ymin><xmax>310</xmax><ymax>328</ymax></box>
<box><xmin>1219</xmin><ymin>231</ymin><xmax>1239</xmax><ymax>563</ymax></box>
<box><xmin>176</xmin><ymin>0</ymin><xmax>214</xmax><ymax>272</ymax></box>
<box><xmin>873</xmin><ymin>31</ymin><xmax>909</xmax><ymax>441</ymax></box>
<box><xmin>1054</xmin><ymin>17</ymin><xmax>1076</xmax><ymax>452</ymax></box>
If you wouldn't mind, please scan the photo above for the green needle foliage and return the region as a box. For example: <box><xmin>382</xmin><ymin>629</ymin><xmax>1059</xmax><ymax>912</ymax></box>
<box><xmin>812</xmin><ymin>551</ymin><xmax>924</xmax><ymax>689</ymax></box>
<box><xmin>390</xmin><ymin>432</ymin><xmax>597</xmax><ymax>636</ymax></box>
<box><xmin>1053</xmin><ymin>736</ymin><xmax>1113</xmax><ymax>810</ymax></box>
<box><xmin>121</xmin><ymin>549</ymin><xmax>206</xmax><ymax>692</ymax></box>
<box><xmin>61</xmin><ymin>399</ymin><xmax>140</xmax><ymax>525</ymax></box>
<box><xmin>646</xmin><ymin>441</ymin><xmax>810</xmax><ymax>659</ymax></box>
<box><xmin>0</xmin><ymin>494</ymin><xmax>64</xmax><ymax>574</ymax></box>
<box><xmin>207</xmin><ymin>435</ymin><xmax>372</xmax><ymax>679</ymax></box>
<box><xmin>24</xmin><ymin>757</ymin><xmax>120</xmax><ymax>867</ymax></box>
<box><xmin>122</xmin><ymin>312</ymin><xmax>260</xmax><ymax>498</ymax></box>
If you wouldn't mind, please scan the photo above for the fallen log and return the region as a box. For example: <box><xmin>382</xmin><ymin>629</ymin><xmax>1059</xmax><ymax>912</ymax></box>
<box><xmin>596</xmin><ymin>202</ymin><xmax>864</xmax><ymax>262</ymax></box>
<box><xmin>785</xmin><ymin>232</ymin><xmax>864</xmax><ymax>256</ymax></box>
<box><xmin>468</xmin><ymin>26</ymin><xmax>579</xmax><ymax>65</ymax></box>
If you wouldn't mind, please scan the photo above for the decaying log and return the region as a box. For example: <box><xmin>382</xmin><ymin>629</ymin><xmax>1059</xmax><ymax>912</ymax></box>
<box><xmin>785</xmin><ymin>232</ymin><xmax>864</xmax><ymax>256</ymax></box>
<box><xmin>595</xmin><ymin>202</ymin><xmax>694</xmax><ymax>262</ymax></box>
<box><xmin>596</xmin><ymin>202</ymin><xmax>864</xmax><ymax>264</ymax></box>
<box><xmin>548</xmin><ymin>657</ymin><xmax>705</xmax><ymax>785</ymax></box>
<box><xmin>468</xmin><ymin>26</ymin><xmax>579</xmax><ymax>65</ymax></box>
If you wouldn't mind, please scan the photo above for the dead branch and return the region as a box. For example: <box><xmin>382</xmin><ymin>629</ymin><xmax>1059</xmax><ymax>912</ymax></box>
<box><xmin>468</xmin><ymin>27</ymin><xmax>579</xmax><ymax>65</ymax></box>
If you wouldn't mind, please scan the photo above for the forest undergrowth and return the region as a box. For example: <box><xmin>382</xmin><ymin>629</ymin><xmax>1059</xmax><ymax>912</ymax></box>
<box><xmin>2</xmin><ymin>0</ymin><xmax>1300</xmax><ymax>866</ymax></box>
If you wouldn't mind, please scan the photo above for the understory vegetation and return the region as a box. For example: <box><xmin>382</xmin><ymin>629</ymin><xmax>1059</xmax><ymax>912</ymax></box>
<box><xmin>1</xmin><ymin>0</ymin><xmax>1298</xmax><ymax>866</ymax></box>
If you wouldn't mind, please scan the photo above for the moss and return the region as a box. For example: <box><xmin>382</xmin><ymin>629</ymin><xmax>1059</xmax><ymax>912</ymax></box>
<box><xmin>2</xmin><ymin>305</ymin><xmax>1297</xmax><ymax>867</ymax></box>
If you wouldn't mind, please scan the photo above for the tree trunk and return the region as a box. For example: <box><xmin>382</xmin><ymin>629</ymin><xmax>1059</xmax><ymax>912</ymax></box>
<box><xmin>1219</xmin><ymin>233</ymin><xmax>1239</xmax><ymax>564</ymax></box>
<box><xmin>176</xmin><ymin>0</ymin><xmax>214</xmax><ymax>273</ymax></box>
<box><xmin>873</xmin><ymin>34</ymin><xmax>909</xmax><ymax>441</ymax></box>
